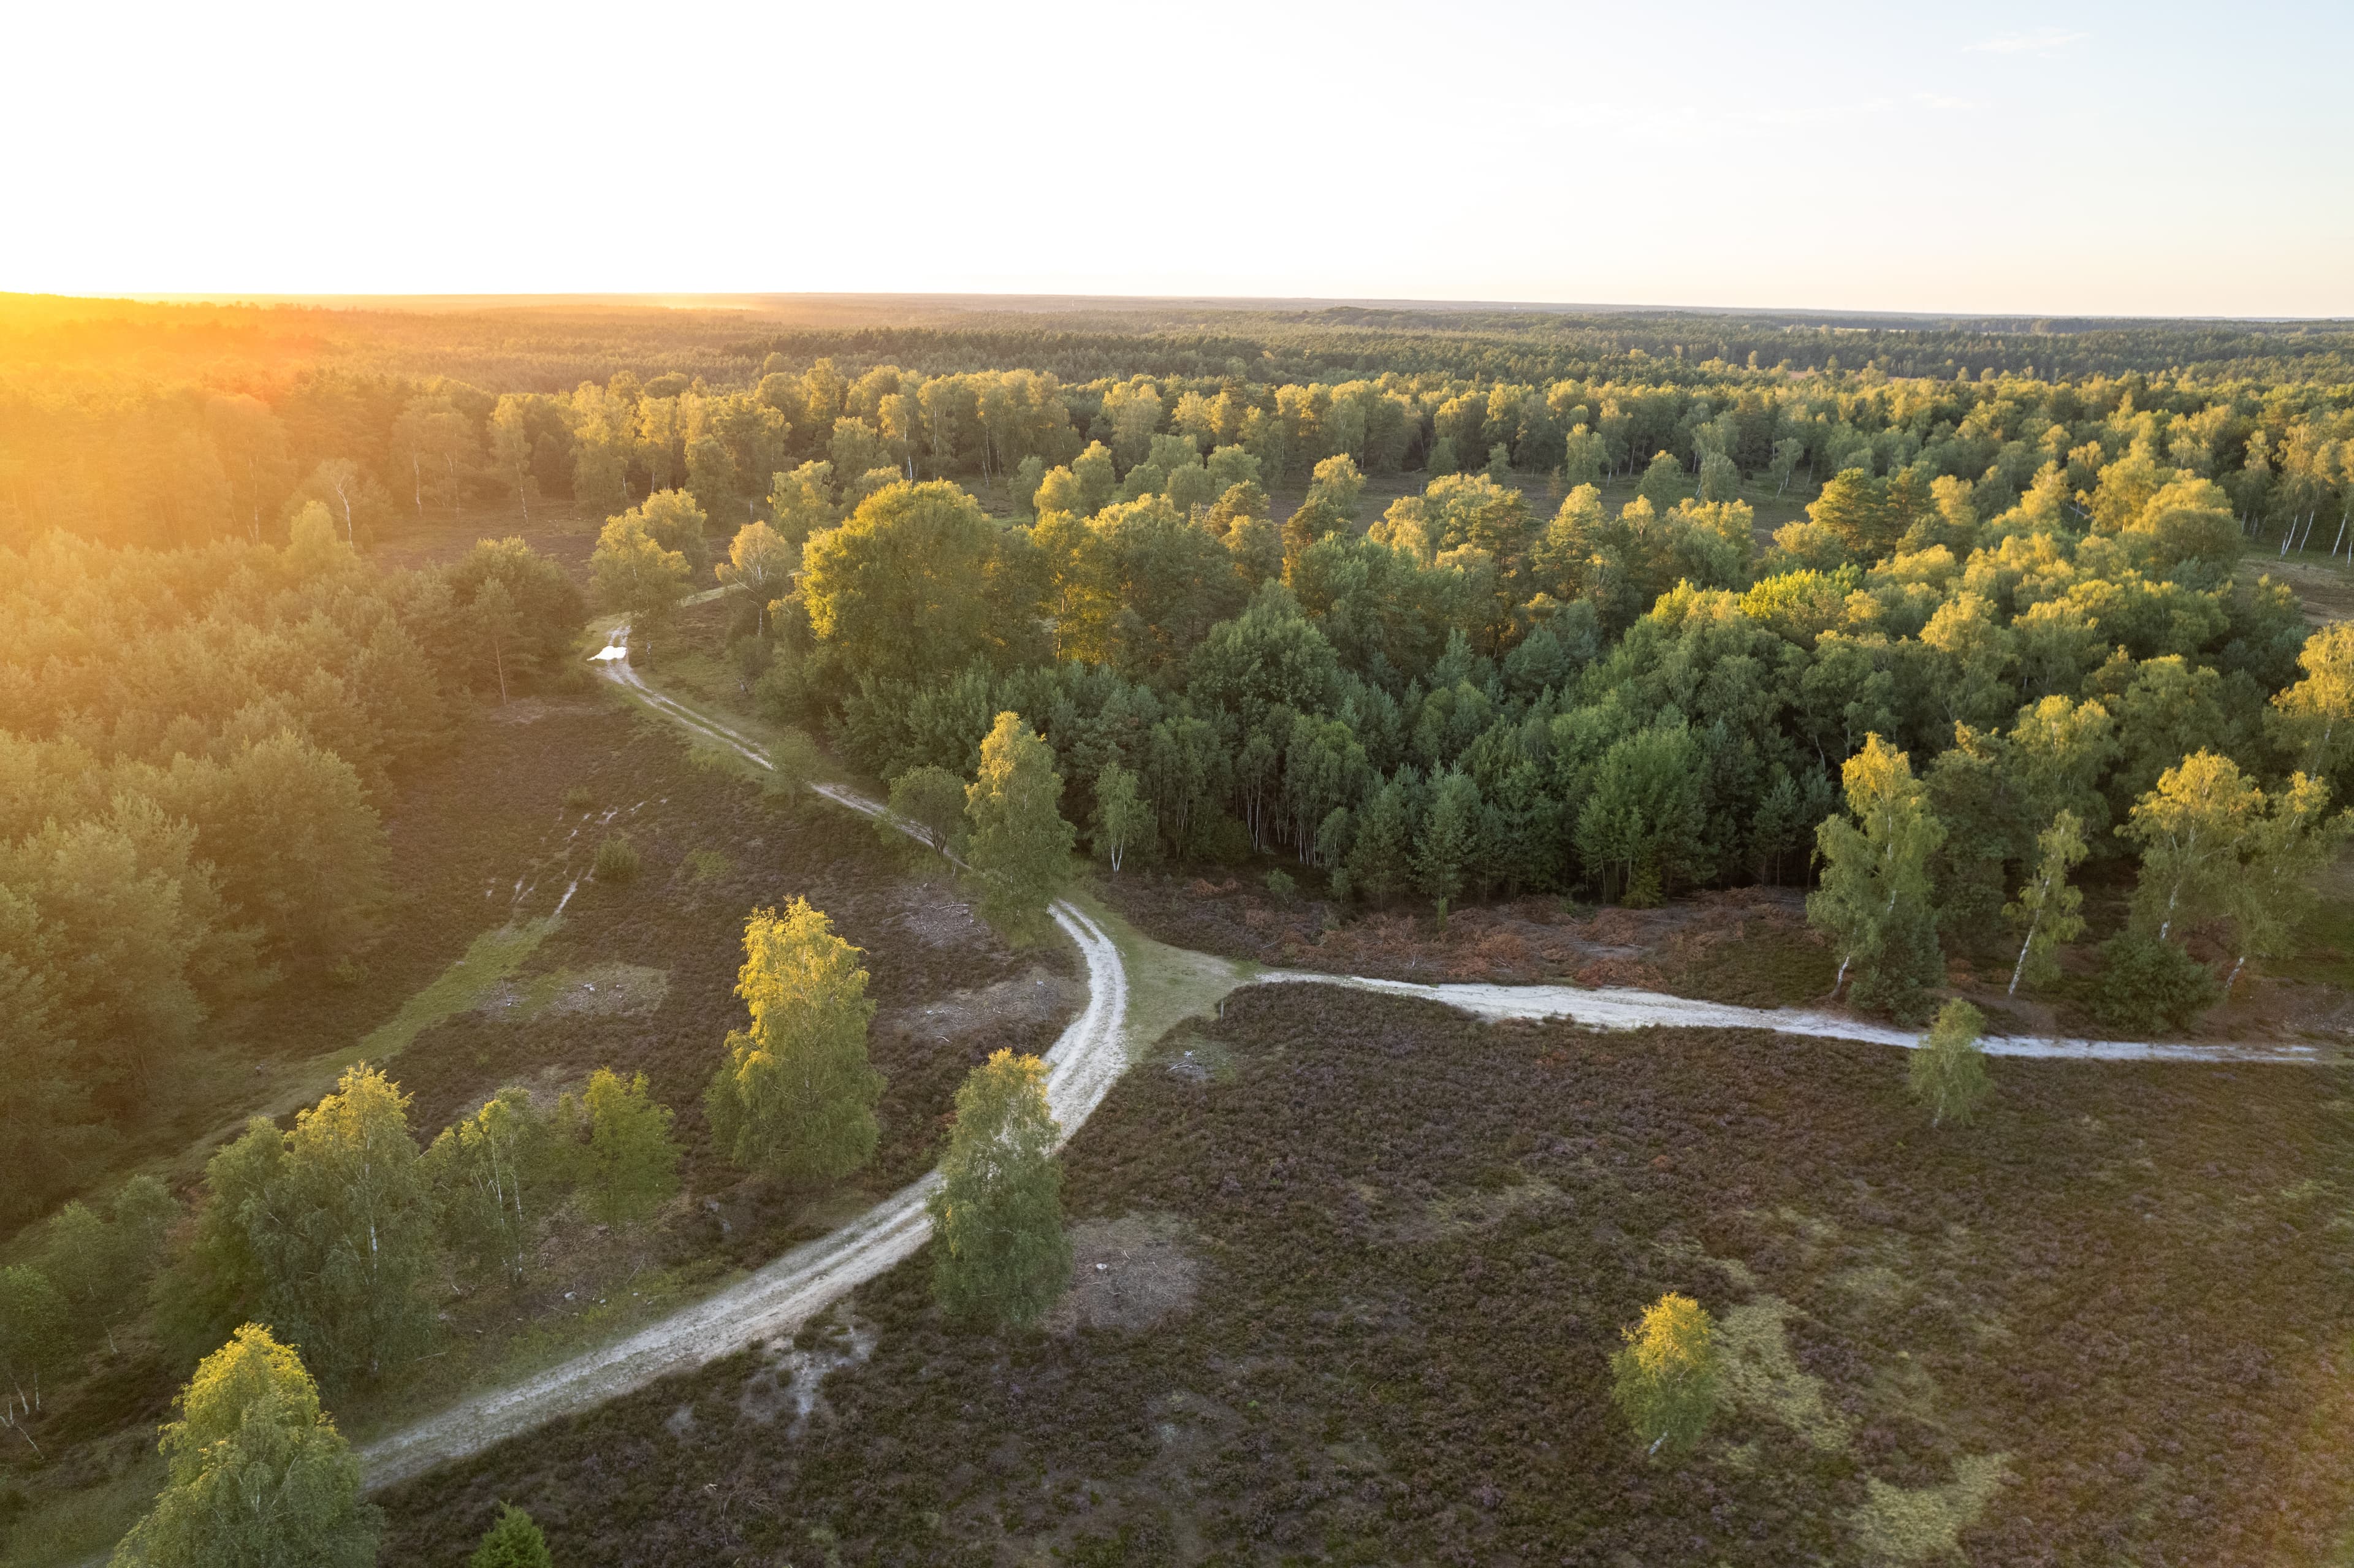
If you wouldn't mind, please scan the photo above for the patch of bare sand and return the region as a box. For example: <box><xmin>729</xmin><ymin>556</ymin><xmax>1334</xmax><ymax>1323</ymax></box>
<box><xmin>1045</xmin><ymin>1214</ymin><xmax>1199</xmax><ymax>1335</ymax></box>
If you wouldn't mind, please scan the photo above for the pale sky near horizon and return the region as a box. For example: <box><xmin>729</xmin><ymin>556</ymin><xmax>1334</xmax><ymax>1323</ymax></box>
<box><xmin>10</xmin><ymin>0</ymin><xmax>2350</xmax><ymax>317</ymax></box>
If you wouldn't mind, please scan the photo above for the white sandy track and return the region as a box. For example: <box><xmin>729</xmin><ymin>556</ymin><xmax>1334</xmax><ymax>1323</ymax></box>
<box><xmin>358</xmin><ymin>631</ymin><xmax>1131</xmax><ymax>1492</ymax></box>
<box><xmin>1256</xmin><ymin>972</ymin><xmax>2328</xmax><ymax>1064</ymax></box>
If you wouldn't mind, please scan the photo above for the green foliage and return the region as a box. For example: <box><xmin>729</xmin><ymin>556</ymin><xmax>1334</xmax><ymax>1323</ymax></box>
<box><xmin>706</xmin><ymin>900</ymin><xmax>883</xmax><ymax>1186</ymax></box>
<box><xmin>927</xmin><ymin>1050</ymin><xmax>1070</xmax><ymax>1328</ymax></box>
<box><xmin>0</xmin><ymin>1264</ymin><xmax>68</xmax><ymax>1399</ymax></box>
<box><xmin>468</xmin><ymin>1504</ymin><xmax>553</xmax><ymax>1568</ymax></box>
<box><xmin>1263</xmin><ymin>868</ymin><xmax>1295</xmax><ymax>901</ymax></box>
<box><xmin>964</xmin><ymin>712</ymin><xmax>1077</xmax><ymax>942</ymax></box>
<box><xmin>422</xmin><ymin>1086</ymin><xmax>549</xmax><ymax>1286</ymax></box>
<box><xmin>37</xmin><ymin>1175</ymin><xmax>175</xmax><ymax>1355</ymax></box>
<box><xmin>247</xmin><ymin>1064</ymin><xmax>437</xmax><ymax>1385</ymax></box>
<box><xmin>1089</xmin><ymin>762</ymin><xmax>1154</xmax><ymax>874</ymax></box>
<box><xmin>1909</xmin><ymin>999</ymin><xmax>1994</xmax><ymax>1128</ymax></box>
<box><xmin>883</xmin><ymin>765</ymin><xmax>970</xmax><ymax>861</ymax></box>
<box><xmin>2005</xmin><ymin>810</ymin><xmax>2089</xmax><ymax>995</ymax></box>
<box><xmin>561</xmin><ymin>783</ymin><xmax>595</xmax><ymax>812</ymax></box>
<box><xmin>1610</xmin><ymin>1292</ymin><xmax>1720</xmax><ymax>1455</ymax></box>
<box><xmin>588</xmin><ymin>505</ymin><xmax>694</xmax><ymax>659</ymax></box>
<box><xmin>110</xmin><ymin>1323</ymin><xmax>381</xmax><ymax>1568</ymax></box>
<box><xmin>593</xmin><ymin>834</ymin><xmax>641</xmax><ymax>883</ymax></box>
<box><xmin>2092</xmin><ymin>934</ymin><xmax>2223</xmax><ymax>1033</ymax></box>
<box><xmin>562</xmin><ymin>1068</ymin><xmax>682</xmax><ymax>1225</ymax></box>
<box><xmin>1809</xmin><ymin>736</ymin><xmax>1946</xmax><ymax>1020</ymax></box>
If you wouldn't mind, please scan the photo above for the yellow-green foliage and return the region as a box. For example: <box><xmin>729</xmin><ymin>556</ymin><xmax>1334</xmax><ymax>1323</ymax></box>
<box><xmin>1909</xmin><ymin>999</ymin><xmax>1993</xmax><ymax>1128</ymax></box>
<box><xmin>928</xmin><ymin>1049</ymin><xmax>1071</xmax><ymax>1327</ymax></box>
<box><xmin>110</xmin><ymin>1323</ymin><xmax>381</xmax><ymax>1567</ymax></box>
<box><xmin>1609</xmin><ymin>1291</ymin><xmax>1720</xmax><ymax>1454</ymax></box>
<box><xmin>704</xmin><ymin>900</ymin><xmax>882</xmax><ymax>1185</ymax></box>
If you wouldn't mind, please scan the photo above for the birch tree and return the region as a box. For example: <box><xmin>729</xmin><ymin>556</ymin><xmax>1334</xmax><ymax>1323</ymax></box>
<box><xmin>110</xmin><ymin>1323</ymin><xmax>381</xmax><ymax>1567</ymax></box>
<box><xmin>2005</xmin><ymin>809</ymin><xmax>2088</xmax><ymax>995</ymax></box>
<box><xmin>927</xmin><ymin>1049</ymin><xmax>1070</xmax><ymax>1327</ymax></box>
<box><xmin>706</xmin><ymin>900</ymin><xmax>883</xmax><ymax>1186</ymax></box>
<box><xmin>1808</xmin><ymin>734</ymin><xmax>1946</xmax><ymax>1018</ymax></box>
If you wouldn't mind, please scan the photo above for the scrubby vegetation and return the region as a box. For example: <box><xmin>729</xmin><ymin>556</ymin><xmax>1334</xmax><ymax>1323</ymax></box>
<box><xmin>376</xmin><ymin>986</ymin><xmax>2354</xmax><ymax>1564</ymax></box>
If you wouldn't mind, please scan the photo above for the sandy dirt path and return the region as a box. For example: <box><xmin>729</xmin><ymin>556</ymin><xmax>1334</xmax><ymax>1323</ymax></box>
<box><xmin>1254</xmin><ymin>972</ymin><xmax>2329</xmax><ymax>1063</ymax></box>
<box><xmin>357</xmin><ymin>632</ymin><xmax>1131</xmax><ymax>1492</ymax></box>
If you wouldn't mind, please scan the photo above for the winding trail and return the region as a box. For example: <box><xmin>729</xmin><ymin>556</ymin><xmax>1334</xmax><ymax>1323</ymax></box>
<box><xmin>361</xmin><ymin>629</ymin><xmax>1130</xmax><ymax>1491</ymax></box>
<box><xmin>360</xmin><ymin>623</ymin><xmax>2322</xmax><ymax>1491</ymax></box>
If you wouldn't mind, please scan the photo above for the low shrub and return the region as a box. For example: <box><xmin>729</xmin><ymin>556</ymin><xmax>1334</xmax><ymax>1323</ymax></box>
<box><xmin>561</xmin><ymin>783</ymin><xmax>595</xmax><ymax>811</ymax></box>
<box><xmin>593</xmin><ymin>834</ymin><xmax>641</xmax><ymax>883</ymax></box>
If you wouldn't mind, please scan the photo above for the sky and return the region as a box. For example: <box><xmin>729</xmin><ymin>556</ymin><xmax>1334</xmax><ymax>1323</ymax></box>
<box><xmin>10</xmin><ymin>0</ymin><xmax>2351</xmax><ymax>317</ymax></box>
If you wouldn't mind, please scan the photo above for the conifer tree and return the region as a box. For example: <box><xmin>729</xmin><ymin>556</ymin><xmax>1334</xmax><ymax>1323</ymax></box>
<box><xmin>469</xmin><ymin>1503</ymin><xmax>554</xmax><ymax>1568</ymax></box>
<box><xmin>110</xmin><ymin>1323</ymin><xmax>381</xmax><ymax>1568</ymax></box>
<box><xmin>706</xmin><ymin>900</ymin><xmax>883</xmax><ymax>1186</ymax></box>
<box><xmin>1346</xmin><ymin>779</ymin><xmax>1414</xmax><ymax>907</ymax></box>
<box><xmin>928</xmin><ymin>1050</ymin><xmax>1070</xmax><ymax>1328</ymax></box>
<box><xmin>965</xmin><ymin>711</ymin><xmax>1076</xmax><ymax>942</ymax></box>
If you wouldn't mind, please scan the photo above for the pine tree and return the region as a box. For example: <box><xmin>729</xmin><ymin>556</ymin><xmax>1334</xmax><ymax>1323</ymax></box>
<box><xmin>928</xmin><ymin>1050</ymin><xmax>1071</xmax><ymax>1328</ymax></box>
<box><xmin>1908</xmin><ymin>999</ymin><xmax>1994</xmax><ymax>1128</ymax></box>
<box><xmin>469</xmin><ymin>1503</ymin><xmax>554</xmax><ymax>1568</ymax></box>
<box><xmin>964</xmin><ymin>711</ymin><xmax>1076</xmax><ymax>943</ymax></box>
<box><xmin>110</xmin><ymin>1324</ymin><xmax>381</xmax><ymax>1567</ymax></box>
<box><xmin>1416</xmin><ymin>771</ymin><xmax>1480</xmax><ymax>905</ymax></box>
<box><xmin>706</xmin><ymin>900</ymin><xmax>883</xmax><ymax>1186</ymax></box>
<box><xmin>1610</xmin><ymin>1292</ymin><xmax>1719</xmax><ymax>1455</ymax></box>
<box><xmin>1346</xmin><ymin>779</ymin><xmax>1414</xmax><ymax>907</ymax></box>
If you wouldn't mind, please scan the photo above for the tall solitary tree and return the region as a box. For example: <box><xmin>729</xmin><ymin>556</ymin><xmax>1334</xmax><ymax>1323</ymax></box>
<box><xmin>706</xmin><ymin>900</ymin><xmax>883</xmax><ymax>1186</ymax></box>
<box><xmin>964</xmin><ymin>712</ymin><xmax>1076</xmax><ymax>943</ymax></box>
<box><xmin>927</xmin><ymin>1050</ymin><xmax>1071</xmax><ymax>1327</ymax></box>
<box><xmin>109</xmin><ymin>1323</ymin><xmax>381</xmax><ymax>1568</ymax></box>
<box><xmin>1610</xmin><ymin>1292</ymin><xmax>1719</xmax><ymax>1455</ymax></box>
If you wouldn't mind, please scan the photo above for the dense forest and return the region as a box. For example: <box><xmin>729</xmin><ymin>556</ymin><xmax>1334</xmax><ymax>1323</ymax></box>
<box><xmin>8</xmin><ymin>293</ymin><xmax>2354</xmax><ymax>1173</ymax></box>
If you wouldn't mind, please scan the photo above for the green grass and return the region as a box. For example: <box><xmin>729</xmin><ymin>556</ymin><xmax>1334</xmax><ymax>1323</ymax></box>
<box><xmin>345</xmin><ymin>918</ymin><xmax>559</xmax><ymax>1068</ymax></box>
<box><xmin>1074</xmin><ymin>891</ymin><xmax>1257</xmax><ymax>1060</ymax></box>
<box><xmin>1</xmin><ymin>1451</ymin><xmax>164</xmax><ymax>1568</ymax></box>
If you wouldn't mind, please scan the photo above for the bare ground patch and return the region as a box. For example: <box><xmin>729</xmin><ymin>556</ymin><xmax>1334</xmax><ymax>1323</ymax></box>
<box><xmin>1044</xmin><ymin>1214</ymin><xmax>1199</xmax><ymax>1336</ymax></box>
